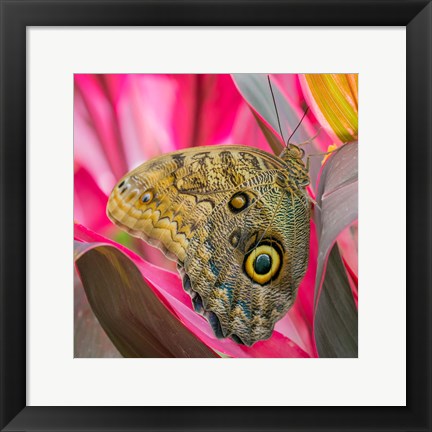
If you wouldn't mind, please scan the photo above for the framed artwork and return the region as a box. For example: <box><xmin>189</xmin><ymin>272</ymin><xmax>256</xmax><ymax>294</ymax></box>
<box><xmin>1</xmin><ymin>0</ymin><xmax>430</xmax><ymax>431</ymax></box>
<box><xmin>74</xmin><ymin>72</ymin><xmax>358</xmax><ymax>359</ymax></box>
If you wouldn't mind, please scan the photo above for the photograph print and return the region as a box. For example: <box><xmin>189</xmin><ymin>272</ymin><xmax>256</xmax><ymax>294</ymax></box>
<box><xmin>74</xmin><ymin>74</ymin><xmax>358</xmax><ymax>358</ymax></box>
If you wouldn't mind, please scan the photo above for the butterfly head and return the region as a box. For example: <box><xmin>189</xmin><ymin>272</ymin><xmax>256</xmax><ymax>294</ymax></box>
<box><xmin>279</xmin><ymin>143</ymin><xmax>305</xmax><ymax>162</ymax></box>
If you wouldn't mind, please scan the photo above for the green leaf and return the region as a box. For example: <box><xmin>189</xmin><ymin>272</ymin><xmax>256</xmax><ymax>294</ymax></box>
<box><xmin>314</xmin><ymin>245</ymin><xmax>358</xmax><ymax>357</ymax></box>
<box><xmin>74</xmin><ymin>269</ymin><xmax>122</xmax><ymax>358</ymax></box>
<box><xmin>314</xmin><ymin>141</ymin><xmax>358</xmax><ymax>300</ymax></box>
<box><xmin>314</xmin><ymin>141</ymin><xmax>358</xmax><ymax>358</ymax></box>
<box><xmin>75</xmin><ymin>243</ymin><xmax>218</xmax><ymax>358</ymax></box>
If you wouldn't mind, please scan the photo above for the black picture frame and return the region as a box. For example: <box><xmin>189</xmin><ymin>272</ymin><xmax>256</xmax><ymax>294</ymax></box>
<box><xmin>1</xmin><ymin>0</ymin><xmax>431</xmax><ymax>431</ymax></box>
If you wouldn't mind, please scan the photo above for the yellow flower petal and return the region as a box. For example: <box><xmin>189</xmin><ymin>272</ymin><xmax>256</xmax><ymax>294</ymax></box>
<box><xmin>322</xmin><ymin>144</ymin><xmax>338</xmax><ymax>165</ymax></box>
<box><xmin>302</xmin><ymin>74</ymin><xmax>358</xmax><ymax>143</ymax></box>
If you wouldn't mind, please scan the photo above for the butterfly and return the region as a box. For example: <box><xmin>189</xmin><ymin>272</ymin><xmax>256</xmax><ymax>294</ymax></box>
<box><xmin>107</xmin><ymin>142</ymin><xmax>311</xmax><ymax>346</ymax></box>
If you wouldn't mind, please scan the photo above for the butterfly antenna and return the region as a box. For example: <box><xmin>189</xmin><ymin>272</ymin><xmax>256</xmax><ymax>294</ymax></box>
<box><xmin>287</xmin><ymin>106</ymin><xmax>309</xmax><ymax>145</ymax></box>
<box><xmin>267</xmin><ymin>75</ymin><xmax>286</xmax><ymax>145</ymax></box>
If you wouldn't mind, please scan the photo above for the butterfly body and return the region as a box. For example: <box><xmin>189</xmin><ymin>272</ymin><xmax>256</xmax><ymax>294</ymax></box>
<box><xmin>107</xmin><ymin>145</ymin><xmax>310</xmax><ymax>346</ymax></box>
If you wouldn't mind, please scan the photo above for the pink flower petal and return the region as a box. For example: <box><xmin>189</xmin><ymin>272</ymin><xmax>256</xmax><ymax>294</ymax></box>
<box><xmin>230</xmin><ymin>104</ymin><xmax>274</xmax><ymax>152</ymax></box>
<box><xmin>75</xmin><ymin>75</ymin><xmax>129</xmax><ymax>180</ymax></box>
<box><xmin>272</xmin><ymin>74</ymin><xmax>304</xmax><ymax>107</ymax></box>
<box><xmin>276</xmin><ymin>221</ymin><xmax>319</xmax><ymax>357</ymax></box>
<box><xmin>172</xmin><ymin>74</ymin><xmax>243</xmax><ymax>149</ymax></box>
<box><xmin>74</xmin><ymin>164</ymin><xmax>111</xmax><ymax>233</ymax></box>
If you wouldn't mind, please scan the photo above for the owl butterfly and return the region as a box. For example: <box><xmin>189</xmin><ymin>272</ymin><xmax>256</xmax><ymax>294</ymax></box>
<box><xmin>107</xmin><ymin>142</ymin><xmax>311</xmax><ymax>346</ymax></box>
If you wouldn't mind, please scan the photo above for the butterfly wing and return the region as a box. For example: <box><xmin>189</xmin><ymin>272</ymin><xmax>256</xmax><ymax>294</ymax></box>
<box><xmin>107</xmin><ymin>145</ymin><xmax>284</xmax><ymax>261</ymax></box>
<box><xmin>107</xmin><ymin>145</ymin><xmax>310</xmax><ymax>345</ymax></box>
